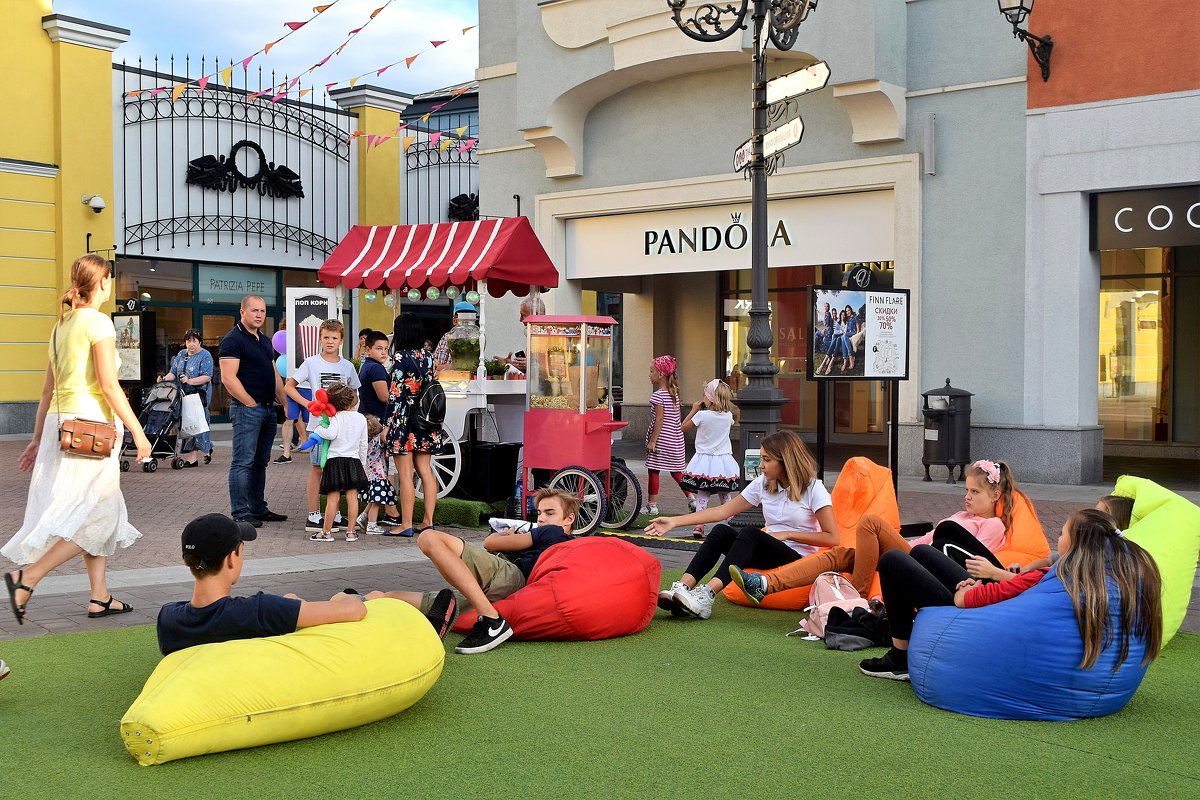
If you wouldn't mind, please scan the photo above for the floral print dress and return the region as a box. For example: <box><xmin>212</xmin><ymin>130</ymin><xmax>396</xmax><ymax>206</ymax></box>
<box><xmin>385</xmin><ymin>348</ymin><xmax>444</xmax><ymax>454</ymax></box>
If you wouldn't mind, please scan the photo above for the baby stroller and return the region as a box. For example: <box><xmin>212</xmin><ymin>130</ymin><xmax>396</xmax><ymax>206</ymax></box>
<box><xmin>120</xmin><ymin>381</ymin><xmax>187</xmax><ymax>473</ymax></box>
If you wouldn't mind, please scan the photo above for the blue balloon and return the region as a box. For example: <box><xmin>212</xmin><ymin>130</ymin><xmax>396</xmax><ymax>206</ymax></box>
<box><xmin>275</xmin><ymin>354</ymin><xmax>287</xmax><ymax>378</ymax></box>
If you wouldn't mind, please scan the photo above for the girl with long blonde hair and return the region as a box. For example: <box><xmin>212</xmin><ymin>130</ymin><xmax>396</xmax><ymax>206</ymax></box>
<box><xmin>4</xmin><ymin>254</ymin><xmax>151</xmax><ymax>624</ymax></box>
<box><xmin>646</xmin><ymin>429</ymin><xmax>838</xmax><ymax>620</ymax></box>
<box><xmin>679</xmin><ymin>380</ymin><xmax>741</xmax><ymax>538</ymax></box>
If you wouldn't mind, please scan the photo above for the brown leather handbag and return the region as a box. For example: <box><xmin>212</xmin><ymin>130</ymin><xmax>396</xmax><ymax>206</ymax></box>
<box><xmin>52</xmin><ymin>323</ymin><xmax>118</xmax><ymax>459</ymax></box>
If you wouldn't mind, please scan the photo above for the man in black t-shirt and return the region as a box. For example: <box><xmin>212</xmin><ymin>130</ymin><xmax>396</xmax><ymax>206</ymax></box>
<box><xmin>369</xmin><ymin>488</ymin><xmax>577</xmax><ymax>655</ymax></box>
<box><xmin>157</xmin><ymin>514</ymin><xmax>367</xmax><ymax>656</ymax></box>
<box><xmin>218</xmin><ymin>295</ymin><xmax>287</xmax><ymax>527</ymax></box>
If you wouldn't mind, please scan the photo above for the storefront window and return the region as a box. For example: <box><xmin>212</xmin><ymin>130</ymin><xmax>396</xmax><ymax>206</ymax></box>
<box><xmin>1099</xmin><ymin>247</ymin><xmax>1199</xmax><ymax>443</ymax></box>
<box><xmin>115</xmin><ymin>258</ymin><xmax>192</xmax><ymax>304</ymax></box>
<box><xmin>720</xmin><ymin>262</ymin><xmax>893</xmax><ymax>437</ymax></box>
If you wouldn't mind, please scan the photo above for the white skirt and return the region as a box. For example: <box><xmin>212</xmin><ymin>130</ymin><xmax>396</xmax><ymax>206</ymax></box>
<box><xmin>1</xmin><ymin>414</ymin><xmax>142</xmax><ymax>564</ymax></box>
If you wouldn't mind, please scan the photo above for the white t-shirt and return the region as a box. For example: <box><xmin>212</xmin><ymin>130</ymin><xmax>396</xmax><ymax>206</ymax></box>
<box><xmin>740</xmin><ymin>475</ymin><xmax>833</xmax><ymax>557</ymax></box>
<box><xmin>291</xmin><ymin>355</ymin><xmax>361</xmax><ymax>431</ymax></box>
<box><xmin>315</xmin><ymin>410</ymin><xmax>369</xmax><ymax>465</ymax></box>
<box><xmin>692</xmin><ymin>410</ymin><xmax>734</xmax><ymax>455</ymax></box>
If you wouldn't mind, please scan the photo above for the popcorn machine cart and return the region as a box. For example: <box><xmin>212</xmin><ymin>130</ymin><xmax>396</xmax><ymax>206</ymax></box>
<box><xmin>521</xmin><ymin>315</ymin><xmax>642</xmax><ymax>535</ymax></box>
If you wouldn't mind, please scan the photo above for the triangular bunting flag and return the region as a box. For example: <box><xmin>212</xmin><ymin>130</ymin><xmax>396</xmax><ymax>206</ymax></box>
<box><xmin>325</xmin><ymin>82</ymin><xmax>338</xmax><ymax>90</ymax></box>
<box><xmin>348</xmin><ymin>27</ymin><xmax>362</xmax><ymax>35</ymax></box>
<box><xmin>429</xmin><ymin>132</ymin><xmax>442</xmax><ymax>145</ymax></box>
<box><xmin>432</xmin><ymin>102</ymin><xmax>447</xmax><ymax>110</ymax></box>
<box><xmin>313</xmin><ymin>3</ymin><xmax>332</xmax><ymax>11</ymax></box>
<box><xmin>377</xmin><ymin>136</ymin><xmax>391</xmax><ymax>146</ymax></box>
<box><xmin>455</xmin><ymin>125</ymin><xmax>468</xmax><ymax>137</ymax></box>
<box><xmin>197</xmin><ymin>76</ymin><xmax>210</xmax><ymax>92</ymax></box>
<box><xmin>149</xmin><ymin>86</ymin><xmax>166</xmax><ymax>97</ymax></box>
<box><xmin>462</xmin><ymin>25</ymin><xmax>476</xmax><ymax>34</ymax></box>
<box><xmin>431</xmin><ymin>41</ymin><xmax>445</xmax><ymax>47</ymax></box>
<box><xmin>220</xmin><ymin>65</ymin><xmax>234</xmax><ymax>87</ymax></box>
<box><xmin>242</xmin><ymin>55</ymin><xmax>254</xmax><ymax>70</ymax></box>
<box><xmin>458</xmin><ymin>139</ymin><xmax>477</xmax><ymax>152</ymax></box>
<box><xmin>439</xmin><ymin>138</ymin><xmax>452</xmax><ymax>151</ymax></box>
<box><xmin>366</xmin><ymin>134</ymin><xmax>377</xmax><ymax>148</ymax></box>
<box><xmin>264</xmin><ymin>38</ymin><xmax>282</xmax><ymax>54</ymax></box>
<box><xmin>248</xmin><ymin>91</ymin><xmax>263</xmax><ymax>102</ymax></box>
<box><xmin>336</xmin><ymin>40</ymin><xmax>349</xmax><ymax>55</ymax></box>
<box><xmin>421</xmin><ymin>112</ymin><xmax>430</xmax><ymax>122</ymax></box>
<box><xmin>299</xmin><ymin>88</ymin><xmax>311</xmax><ymax>98</ymax></box>
<box><xmin>349</xmin><ymin>76</ymin><xmax>360</xmax><ymax>88</ymax></box>
<box><xmin>126</xmin><ymin>89</ymin><xmax>143</xmax><ymax>97</ymax></box>
<box><xmin>370</xmin><ymin>6</ymin><xmax>384</xmax><ymax>18</ymax></box>
<box><xmin>289</xmin><ymin>75</ymin><xmax>302</xmax><ymax>88</ymax></box>
<box><xmin>271</xmin><ymin>92</ymin><xmax>286</xmax><ymax>103</ymax></box>
<box><xmin>452</xmin><ymin>86</ymin><xmax>471</xmax><ymax>96</ymax></box>
<box><xmin>403</xmin><ymin>136</ymin><xmax>416</xmax><ymax>152</ymax></box>
<box><xmin>316</xmin><ymin>55</ymin><xmax>331</xmax><ymax>67</ymax></box>
<box><xmin>405</xmin><ymin>54</ymin><xmax>419</xmax><ymax>68</ymax></box>
<box><xmin>376</xmin><ymin>66</ymin><xmax>389</xmax><ymax>76</ymax></box>
<box><xmin>284</xmin><ymin>22</ymin><xmax>306</xmax><ymax>31</ymax></box>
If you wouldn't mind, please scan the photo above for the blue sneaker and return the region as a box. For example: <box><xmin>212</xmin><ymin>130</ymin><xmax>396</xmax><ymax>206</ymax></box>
<box><xmin>729</xmin><ymin>565</ymin><xmax>768</xmax><ymax>605</ymax></box>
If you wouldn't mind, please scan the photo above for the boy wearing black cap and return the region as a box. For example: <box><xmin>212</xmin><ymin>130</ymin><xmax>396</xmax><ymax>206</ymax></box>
<box><xmin>156</xmin><ymin>513</ymin><xmax>366</xmax><ymax>655</ymax></box>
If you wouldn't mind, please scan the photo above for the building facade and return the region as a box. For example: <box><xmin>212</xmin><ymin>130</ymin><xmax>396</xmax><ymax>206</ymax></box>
<box><xmin>1</xmin><ymin>0</ymin><xmax>486</xmax><ymax>430</ymax></box>
<box><xmin>475</xmin><ymin>0</ymin><xmax>1200</xmax><ymax>483</ymax></box>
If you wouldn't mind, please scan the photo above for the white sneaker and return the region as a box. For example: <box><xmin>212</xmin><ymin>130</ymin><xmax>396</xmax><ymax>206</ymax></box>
<box><xmin>657</xmin><ymin>581</ymin><xmax>689</xmax><ymax>612</ymax></box>
<box><xmin>306</xmin><ymin>512</ymin><xmax>341</xmax><ymax>533</ymax></box>
<box><xmin>640</xmin><ymin>503</ymin><xmax>659</xmax><ymax>516</ymax></box>
<box><xmin>364</xmin><ymin>522</ymin><xmax>385</xmax><ymax>535</ymax></box>
<box><xmin>687</xmin><ymin>497</ymin><xmax>697</xmax><ymax>511</ymax></box>
<box><xmin>334</xmin><ymin>511</ymin><xmax>346</xmax><ymax>526</ymax></box>
<box><xmin>0</xmin><ymin>659</ymin><xmax>9</xmax><ymax>681</ymax></box>
<box><xmin>356</xmin><ymin>512</ymin><xmax>368</xmax><ymax>531</ymax></box>
<box><xmin>673</xmin><ymin>584</ymin><xmax>715</xmax><ymax>619</ymax></box>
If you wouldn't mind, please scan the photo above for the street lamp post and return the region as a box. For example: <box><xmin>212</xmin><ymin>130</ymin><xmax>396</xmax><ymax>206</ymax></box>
<box><xmin>666</xmin><ymin>0</ymin><xmax>821</xmax><ymax>459</ymax></box>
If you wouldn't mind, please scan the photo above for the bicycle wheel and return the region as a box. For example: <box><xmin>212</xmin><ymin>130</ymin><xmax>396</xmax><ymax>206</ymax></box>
<box><xmin>548</xmin><ymin>465</ymin><xmax>607</xmax><ymax>536</ymax></box>
<box><xmin>602</xmin><ymin>460</ymin><xmax>643</xmax><ymax>530</ymax></box>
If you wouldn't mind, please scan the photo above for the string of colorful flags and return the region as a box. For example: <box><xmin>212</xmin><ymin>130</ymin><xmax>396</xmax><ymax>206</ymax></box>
<box><xmin>353</xmin><ymin>83</ymin><xmax>478</xmax><ymax>154</ymax></box>
<box><xmin>324</xmin><ymin>24</ymin><xmax>476</xmax><ymax>92</ymax></box>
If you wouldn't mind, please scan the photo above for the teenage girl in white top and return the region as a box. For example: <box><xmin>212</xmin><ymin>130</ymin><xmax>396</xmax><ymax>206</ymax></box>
<box><xmin>645</xmin><ymin>429</ymin><xmax>838</xmax><ymax>620</ymax></box>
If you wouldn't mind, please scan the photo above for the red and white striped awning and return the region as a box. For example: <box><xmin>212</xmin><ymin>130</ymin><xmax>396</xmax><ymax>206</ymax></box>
<box><xmin>318</xmin><ymin>216</ymin><xmax>558</xmax><ymax>298</ymax></box>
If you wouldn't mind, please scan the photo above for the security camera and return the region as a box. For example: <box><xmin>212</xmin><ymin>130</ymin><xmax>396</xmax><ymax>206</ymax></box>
<box><xmin>81</xmin><ymin>194</ymin><xmax>106</xmax><ymax>213</ymax></box>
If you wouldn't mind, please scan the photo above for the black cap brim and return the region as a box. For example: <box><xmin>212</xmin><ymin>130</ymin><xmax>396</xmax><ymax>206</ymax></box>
<box><xmin>234</xmin><ymin>520</ymin><xmax>258</xmax><ymax>543</ymax></box>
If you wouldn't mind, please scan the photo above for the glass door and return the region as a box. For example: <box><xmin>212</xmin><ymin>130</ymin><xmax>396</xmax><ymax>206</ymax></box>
<box><xmin>201</xmin><ymin>307</ymin><xmax>280</xmax><ymax>421</ymax></box>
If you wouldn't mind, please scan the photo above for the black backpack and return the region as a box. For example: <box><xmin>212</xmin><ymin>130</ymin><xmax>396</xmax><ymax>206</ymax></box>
<box><xmin>409</xmin><ymin>380</ymin><xmax>446</xmax><ymax>434</ymax></box>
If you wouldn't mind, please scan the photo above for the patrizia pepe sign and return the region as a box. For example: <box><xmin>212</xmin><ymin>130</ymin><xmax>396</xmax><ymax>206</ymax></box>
<box><xmin>565</xmin><ymin>190</ymin><xmax>895</xmax><ymax>280</ymax></box>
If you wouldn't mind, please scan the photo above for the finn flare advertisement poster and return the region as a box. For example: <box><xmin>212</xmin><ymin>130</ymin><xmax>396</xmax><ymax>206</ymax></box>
<box><xmin>808</xmin><ymin>287</ymin><xmax>909</xmax><ymax>380</ymax></box>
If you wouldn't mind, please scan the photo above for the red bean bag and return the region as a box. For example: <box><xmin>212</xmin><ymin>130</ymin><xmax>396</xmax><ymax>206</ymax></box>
<box><xmin>451</xmin><ymin>537</ymin><xmax>661</xmax><ymax>641</ymax></box>
<box><xmin>723</xmin><ymin>457</ymin><xmax>896</xmax><ymax>609</ymax></box>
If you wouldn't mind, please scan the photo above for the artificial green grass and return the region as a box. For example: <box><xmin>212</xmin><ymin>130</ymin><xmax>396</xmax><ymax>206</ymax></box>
<box><xmin>2</xmin><ymin>594</ymin><xmax>1198</xmax><ymax>798</ymax></box>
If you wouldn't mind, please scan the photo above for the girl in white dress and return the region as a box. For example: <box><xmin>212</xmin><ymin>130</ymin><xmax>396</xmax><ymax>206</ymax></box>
<box><xmin>680</xmin><ymin>380</ymin><xmax>740</xmax><ymax>538</ymax></box>
<box><xmin>4</xmin><ymin>255</ymin><xmax>151</xmax><ymax>624</ymax></box>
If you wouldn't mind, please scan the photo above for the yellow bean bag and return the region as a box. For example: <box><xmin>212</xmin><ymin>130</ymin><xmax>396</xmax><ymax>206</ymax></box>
<box><xmin>1113</xmin><ymin>476</ymin><xmax>1200</xmax><ymax>647</ymax></box>
<box><xmin>121</xmin><ymin>598</ymin><xmax>443</xmax><ymax>766</ymax></box>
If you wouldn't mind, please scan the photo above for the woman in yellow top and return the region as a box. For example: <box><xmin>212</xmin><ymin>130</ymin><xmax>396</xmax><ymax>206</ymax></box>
<box><xmin>3</xmin><ymin>254</ymin><xmax>152</xmax><ymax>624</ymax></box>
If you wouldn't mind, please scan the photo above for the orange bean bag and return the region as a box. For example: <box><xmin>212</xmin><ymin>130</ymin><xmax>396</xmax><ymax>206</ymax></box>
<box><xmin>723</xmin><ymin>457</ymin><xmax>896</xmax><ymax>610</ymax></box>
<box><xmin>451</xmin><ymin>537</ymin><xmax>660</xmax><ymax>641</ymax></box>
<box><xmin>992</xmin><ymin>492</ymin><xmax>1051</xmax><ymax>568</ymax></box>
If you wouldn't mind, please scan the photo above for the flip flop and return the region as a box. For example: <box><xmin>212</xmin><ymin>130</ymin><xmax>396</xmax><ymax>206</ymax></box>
<box><xmin>87</xmin><ymin>596</ymin><xmax>133</xmax><ymax>618</ymax></box>
<box><xmin>5</xmin><ymin>570</ymin><xmax>32</xmax><ymax>625</ymax></box>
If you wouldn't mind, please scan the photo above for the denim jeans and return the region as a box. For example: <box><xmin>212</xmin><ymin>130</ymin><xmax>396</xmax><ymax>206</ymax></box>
<box><xmin>228</xmin><ymin>400</ymin><xmax>277</xmax><ymax>518</ymax></box>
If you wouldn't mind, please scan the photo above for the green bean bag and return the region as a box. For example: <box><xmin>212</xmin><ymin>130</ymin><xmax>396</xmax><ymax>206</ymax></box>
<box><xmin>1113</xmin><ymin>476</ymin><xmax>1200</xmax><ymax>646</ymax></box>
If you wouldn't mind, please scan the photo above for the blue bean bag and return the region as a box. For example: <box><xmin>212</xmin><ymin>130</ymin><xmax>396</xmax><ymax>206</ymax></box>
<box><xmin>908</xmin><ymin>568</ymin><xmax>1150</xmax><ymax>721</ymax></box>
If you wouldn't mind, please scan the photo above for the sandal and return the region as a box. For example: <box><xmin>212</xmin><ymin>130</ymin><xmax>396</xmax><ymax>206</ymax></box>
<box><xmin>692</xmin><ymin>525</ymin><xmax>706</xmax><ymax>540</ymax></box>
<box><xmin>345</xmin><ymin>532</ymin><xmax>360</xmax><ymax>542</ymax></box>
<box><xmin>87</xmin><ymin>596</ymin><xmax>133</xmax><ymax>618</ymax></box>
<box><xmin>309</xmin><ymin>532</ymin><xmax>335</xmax><ymax>542</ymax></box>
<box><xmin>5</xmin><ymin>569</ymin><xmax>32</xmax><ymax>625</ymax></box>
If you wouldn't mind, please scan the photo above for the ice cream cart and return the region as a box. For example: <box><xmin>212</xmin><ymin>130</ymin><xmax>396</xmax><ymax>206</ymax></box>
<box><xmin>318</xmin><ymin>217</ymin><xmax>559</xmax><ymax>498</ymax></box>
<box><xmin>521</xmin><ymin>315</ymin><xmax>643</xmax><ymax>535</ymax></box>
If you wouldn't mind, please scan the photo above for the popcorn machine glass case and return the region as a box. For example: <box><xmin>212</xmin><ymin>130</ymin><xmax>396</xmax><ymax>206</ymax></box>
<box><xmin>527</xmin><ymin>319</ymin><xmax>612</xmax><ymax>412</ymax></box>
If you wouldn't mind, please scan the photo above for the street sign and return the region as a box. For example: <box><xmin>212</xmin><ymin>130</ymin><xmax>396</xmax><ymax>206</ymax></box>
<box><xmin>766</xmin><ymin>60</ymin><xmax>830</xmax><ymax>105</ymax></box>
<box><xmin>732</xmin><ymin>116</ymin><xmax>805</xmax><ymax>171</ymax></box>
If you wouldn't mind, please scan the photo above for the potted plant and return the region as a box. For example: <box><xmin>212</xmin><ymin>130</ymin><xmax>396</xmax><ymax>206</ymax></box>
<box><xmin>484</xmin><ymin>357</ymin><xmax>507</xmax><ymax>379</ymax></box>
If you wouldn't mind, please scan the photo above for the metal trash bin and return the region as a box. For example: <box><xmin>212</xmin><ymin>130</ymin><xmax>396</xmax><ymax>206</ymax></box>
<box><xmin>921</xmin><ymin>379</ymin><xmax>973</xmax><ymax>484</ymax></box>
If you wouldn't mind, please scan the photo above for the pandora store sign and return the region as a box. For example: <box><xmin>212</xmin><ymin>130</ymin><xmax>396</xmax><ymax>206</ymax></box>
<box><xmin>1092</xmin><ymin>186</ymin><xmax>1200</xmax><ymax>250</ymax></box>
<box><xmin>565</xmin><ymin>190</ymin><xmax>895</xmax><ymax>280</ymax></box>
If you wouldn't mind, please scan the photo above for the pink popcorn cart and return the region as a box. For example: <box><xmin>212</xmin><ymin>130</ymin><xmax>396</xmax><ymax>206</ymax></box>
<box><xmin>521</xmin><ymin>315</ymin><xmax>642</xmax><ymax>535</ymax></box>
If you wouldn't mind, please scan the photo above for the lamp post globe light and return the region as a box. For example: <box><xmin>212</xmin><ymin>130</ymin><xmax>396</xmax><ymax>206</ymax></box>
<box><xmin>665</xmin><ymin>1</ymin><xmax>821</xmax><ymax>457</ymax></box>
